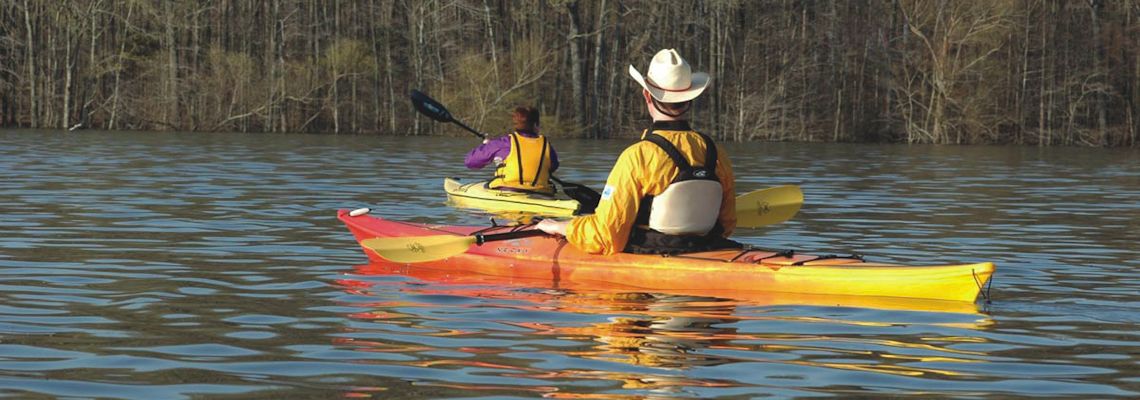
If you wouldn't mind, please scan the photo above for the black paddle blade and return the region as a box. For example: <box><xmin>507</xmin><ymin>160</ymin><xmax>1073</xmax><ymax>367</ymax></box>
<box><xmin>567</xmin><ymin>188</ymin><xmax>600</xmax><ymax>214</ymax></box>
<box><xmin>550</xmin><ymin>176</ymin><xmax>601</xmax><ymax>214</ymax></box>
<box><xmin>562</xmin><ymin>183</ymin><xmax>601</xmax><ymax>215</ymax></box>
<box><xmin>410</xmin><ymin>89</ymin><xmax>453</xmax><ymax>122</ymax></box>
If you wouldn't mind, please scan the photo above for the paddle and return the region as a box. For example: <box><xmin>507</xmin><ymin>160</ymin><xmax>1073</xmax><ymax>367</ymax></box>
<box><xmin>734</xmin><ymin>185</ymin><xmax>803</xmax><ymax>228</ymax></box>
<box><xmin>410</xmin><ymin>89</ymin><xmax>486</xmax><ymax>139</ymax></box>
<box><xmin>361</xmin><ymin>184</ymin><xmax>802</xmax><ymax>263</ymax></box>
<box><xmin>361</xmin><ymin>229</ymin><xmax>547</xmax><ymax>263</ymax></box>
<box><xmin>546</xmin><ymin>182</ymin><xmax>800</xmax><ymax>224</ymax></box>
<box><xmin>409</xmin><ymin>89</ymin><xmax>604</xmax><ymax>209</ymax></box>
<box><xmin>550</xmin><ymin>176</ymin><xmax>601</xmax><ymax>214</ymax></box>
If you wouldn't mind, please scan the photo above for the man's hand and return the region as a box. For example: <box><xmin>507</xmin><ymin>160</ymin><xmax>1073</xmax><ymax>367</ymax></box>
<box><xmin>536</xmin><ymin>219</ymin><xmax>569</xmax><ymax>236</ymax></box>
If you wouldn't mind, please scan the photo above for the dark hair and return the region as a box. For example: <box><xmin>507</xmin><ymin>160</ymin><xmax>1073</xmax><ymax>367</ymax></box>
<box><xmin>512</xmin><ymin>106</ymin><xmax>540</xmax><ymax>131</ymax></box>
<box><xmin>652</xmin><ymin>99</ymin><xmax>691</xmax><ymax>117</ymax></box>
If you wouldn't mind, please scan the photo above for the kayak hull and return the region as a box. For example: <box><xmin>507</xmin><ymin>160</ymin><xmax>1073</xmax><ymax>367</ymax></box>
<box><xmin>337</xmin><ymin>210</ymin><xmax>995</xmax><ymax>303</ymax></box>
<box><xmin>444</xmin><ymin>177</ymin><xmax>580</xmax><ymax>216</ymax></box>
<box><xmin>345</xmin><ymin>263</ymin><xmax>988</xmax><ymax>315</ymax></box>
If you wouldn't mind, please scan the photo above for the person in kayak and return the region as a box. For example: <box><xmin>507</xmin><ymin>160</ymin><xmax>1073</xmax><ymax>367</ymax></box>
<box><xmin>537</xmin><ymin>48</ymin><xmax>738</xmax><ymax>255</ymax></box>
<box><xmin>464</xmin><ymin>106</ymin><xmax>560</xmax><ymax>194</ymax></box>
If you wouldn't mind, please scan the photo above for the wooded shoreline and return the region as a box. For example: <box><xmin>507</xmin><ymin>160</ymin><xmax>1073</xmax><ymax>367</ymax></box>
<box><xmin>1</xmin><ymin>1</ymin><xmax>1137</xmax><ymax>147</ymax></box>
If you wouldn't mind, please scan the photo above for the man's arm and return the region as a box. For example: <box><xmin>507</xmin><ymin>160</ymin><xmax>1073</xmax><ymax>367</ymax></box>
<box><xmin>563</xmin><ymin>146</ymin><xmax>646</xmax><ymax>255</ymax></box>
<box><xmin>715</xmin><ymin>143</ymin><xmax>736</xmax><ymax>236</ymax></box>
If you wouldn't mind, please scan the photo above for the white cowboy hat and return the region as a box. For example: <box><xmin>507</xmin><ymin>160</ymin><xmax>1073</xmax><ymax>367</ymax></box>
<box><xmin>628</xmin><ymin>49</ymin><xmax>710</xmax><ymax>103</ymax></box>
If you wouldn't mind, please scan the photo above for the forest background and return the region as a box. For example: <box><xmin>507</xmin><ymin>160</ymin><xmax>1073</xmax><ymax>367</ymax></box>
<box><xmin>1</xmin><ymin>0</ymin><xmax>1137</xmax><ymax>146</ymax></box>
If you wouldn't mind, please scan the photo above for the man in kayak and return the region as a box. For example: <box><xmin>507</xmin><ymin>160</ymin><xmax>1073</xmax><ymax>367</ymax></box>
<box><xmin>537</xmin><ymin>49</ymin><xmax>737</xmax><ymax>254</ymax></box>
<box><xmin>465</xmin><ymin>106</ymin><xmax>560</xmax><ymax>194</ymax></box>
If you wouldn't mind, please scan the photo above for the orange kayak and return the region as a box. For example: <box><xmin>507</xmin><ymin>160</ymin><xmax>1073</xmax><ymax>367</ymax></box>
<box><xmin>338</xmin><ymin>210</ymin><xmax>995</xmax><ymax>303</ymax></box>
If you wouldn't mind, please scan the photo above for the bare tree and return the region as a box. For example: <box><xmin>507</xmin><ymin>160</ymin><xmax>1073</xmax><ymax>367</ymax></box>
<box><xmin>0</xmin><ymin>0</ymin><xmax>1135</xmax><ymax>146</ymax></box>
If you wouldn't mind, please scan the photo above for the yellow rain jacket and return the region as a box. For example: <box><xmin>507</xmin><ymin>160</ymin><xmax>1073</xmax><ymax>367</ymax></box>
<box><xmin>489</xmin><ymin>132</ymin><xmax>554</xmax><ymax>193</ymax></box>
<box><xmin>566</xmin><ymin>122</ymin><xmax>736</xmax><ymax>255</ymax></box>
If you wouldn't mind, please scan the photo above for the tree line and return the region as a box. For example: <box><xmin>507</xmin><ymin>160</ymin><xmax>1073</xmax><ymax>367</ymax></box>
<box><xmin>1</xmin><ymin>0</ymin><xmax>1137</xmax><ymax>146</ymax></box>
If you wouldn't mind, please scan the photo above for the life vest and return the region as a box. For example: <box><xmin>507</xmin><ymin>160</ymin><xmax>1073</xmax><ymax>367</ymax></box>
<box><xmin>488</xmin><ymin>132</ymin><xmax>554</xmax><ymax>193</ymax></box>
<box><xmin>625</xmin><ymin>131</ymin><xmax>739</xmax><ymax>254</ymax></box>
<box><xmin>636</xmin><ymin>132</ymin><xmax>723</xmax><ymax>235</ymax></box>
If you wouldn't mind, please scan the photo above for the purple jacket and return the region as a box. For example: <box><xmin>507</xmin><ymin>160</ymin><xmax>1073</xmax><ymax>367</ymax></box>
<box><xmin>464</xmin><ymin>130</ymin><xmax>559</xmax><ymax>172</ymax></box>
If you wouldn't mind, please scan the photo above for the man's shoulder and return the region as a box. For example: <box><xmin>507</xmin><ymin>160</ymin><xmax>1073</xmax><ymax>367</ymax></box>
<box><xmin>625</xmin><ymin>130</ymin><xmax>701</xmax><ymax>151</ymax></box>
<box><xmin>620</xmin><ymin>140</ymin><xmax>661</xmax><ymax>157</ymax></box>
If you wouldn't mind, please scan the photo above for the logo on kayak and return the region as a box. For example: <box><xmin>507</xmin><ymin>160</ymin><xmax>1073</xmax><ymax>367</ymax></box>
<box><xmin>407</xmin><ymin>242</ymin><xmax>426</xmax><ymax>253</ymax></box>
<box><xmin>496</xmin><ymin>247</ymin><xmax>528</xmax><ymax>255</ymax></box>
<box><xmin>496</xmin><ymin>240</ymin><xmax>528</xmax><ymax>255</ymax></box>
<box><xmin>755</xmin><ymin>201</ymin><xmax>770</xmax><ymax>215</ymax></box>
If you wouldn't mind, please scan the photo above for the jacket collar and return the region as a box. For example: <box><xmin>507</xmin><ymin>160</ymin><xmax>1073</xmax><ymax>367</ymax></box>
<box><xmin>650</xmin><ymin>120</ymin><xmax>691</xmax><ymax>132</ymax></box>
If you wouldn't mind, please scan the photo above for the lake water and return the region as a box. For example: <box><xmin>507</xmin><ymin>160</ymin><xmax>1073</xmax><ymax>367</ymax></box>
<box><xmin>1</xmin><ymin>129</ymin><xmax>1137</xmax><ymax>398</ymax></box>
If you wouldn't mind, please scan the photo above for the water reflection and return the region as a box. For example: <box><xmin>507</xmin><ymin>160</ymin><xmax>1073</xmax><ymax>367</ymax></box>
<box><xmin>335</xmin><ymin>262</ymin><xmax>999</xmax><ymax>396</ymax></box>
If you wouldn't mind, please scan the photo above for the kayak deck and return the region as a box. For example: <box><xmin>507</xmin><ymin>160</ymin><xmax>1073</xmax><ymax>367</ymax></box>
<box><xmin>444</xmin><ymin>177</ymin><xmax>580</xmax><ymax>217</ymax></box>
<box><xmin>338</xmin><ymin>210</ymin><xmax>995</xmax><ymax>303</ymax></box>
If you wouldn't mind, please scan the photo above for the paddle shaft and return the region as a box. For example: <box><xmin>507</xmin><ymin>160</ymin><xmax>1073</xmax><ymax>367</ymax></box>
<box><xmin>452</xmin><ymin>119</ymin><xmax>486</xmax><ymax>140</ymax></box>
<box><xmin>474</xmin><ymin>229</ymin><xmax>548</xmax><ymax>245</ymax></box>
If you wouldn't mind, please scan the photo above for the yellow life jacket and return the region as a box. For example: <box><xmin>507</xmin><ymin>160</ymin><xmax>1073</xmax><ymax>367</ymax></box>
<box><xmin>489</xmin><ymin>132</ymin><xmax>553</xmax><ymax>193</ymax></box>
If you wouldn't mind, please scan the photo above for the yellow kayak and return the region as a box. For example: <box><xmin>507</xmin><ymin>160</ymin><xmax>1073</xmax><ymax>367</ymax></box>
<box><xmin>443</xmin><ymin>177</ymin><xmax>580</xmax><ymax>216</ymax></box>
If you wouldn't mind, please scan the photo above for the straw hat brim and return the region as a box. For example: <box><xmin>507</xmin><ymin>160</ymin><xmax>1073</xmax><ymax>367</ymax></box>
<box><xmin>629</xmin><ymin>65</ymin><xmax>710</xmax><ymax>103</ymax></box>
